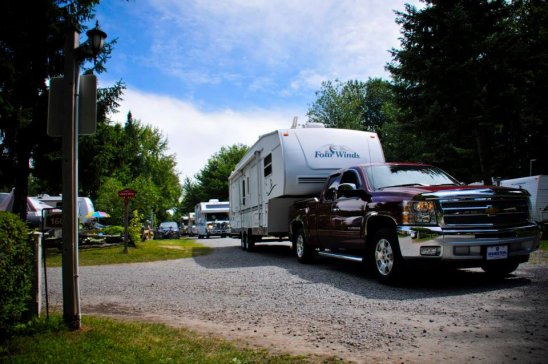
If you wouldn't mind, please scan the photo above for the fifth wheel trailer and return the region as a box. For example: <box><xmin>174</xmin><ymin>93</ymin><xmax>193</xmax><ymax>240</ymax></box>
<box><xmin>229</xmin><ymin>123</ymin><xmax>385</xmax><ymax>250</ymax></box>
<box><xmin>499</xmin><ymin>175</ymin><xmax>548</xmax><ymax>228</ymax></box>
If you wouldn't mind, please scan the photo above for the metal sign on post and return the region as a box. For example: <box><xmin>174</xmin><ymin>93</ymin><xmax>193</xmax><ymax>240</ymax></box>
<box><xmin>118</xmin><ymin>189</ymin><xmax>137</xmax><ymax>253</ymax></box>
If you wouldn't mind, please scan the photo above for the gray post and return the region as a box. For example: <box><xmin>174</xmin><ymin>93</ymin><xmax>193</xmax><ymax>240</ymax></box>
<box><xmin>61</xmin><ymin>28</ymin><xmax>81</xmax><ymax>330</ymax></box>
<box><xmin>29</xmin><ymin>232</ymin><xmax>42</xmax><ymax>318</ymax></box>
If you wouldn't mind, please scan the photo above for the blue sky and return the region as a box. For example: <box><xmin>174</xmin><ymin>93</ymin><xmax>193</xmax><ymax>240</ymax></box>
<box><xmin>93</xmin><ymin>0</ymin><xmax>419</xmax><ymax>180</ymax></box>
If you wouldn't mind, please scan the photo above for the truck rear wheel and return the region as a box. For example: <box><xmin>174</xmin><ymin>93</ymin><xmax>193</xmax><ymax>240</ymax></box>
<box><xmin>370</xmin><ymin>228</ymin><xmax>404</xmax><ymax>284</ymax></box>
<box><xmin>294</xmin><ymin>228</ymin><xmax>314</xmax><ymax>263</ymax></box>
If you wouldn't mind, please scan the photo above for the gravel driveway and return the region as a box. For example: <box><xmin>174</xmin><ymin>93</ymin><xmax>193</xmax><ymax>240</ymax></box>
<box><xmin>43</xmin><ymin>238</ymin><xmax>548</xmax><ymax>363</ymax></box>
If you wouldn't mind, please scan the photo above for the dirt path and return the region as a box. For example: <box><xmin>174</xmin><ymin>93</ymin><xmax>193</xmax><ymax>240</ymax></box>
<box><xmin>45</xmin><ymin>239</ymin><xmax>548</xmax><ymax>363</ymax></box>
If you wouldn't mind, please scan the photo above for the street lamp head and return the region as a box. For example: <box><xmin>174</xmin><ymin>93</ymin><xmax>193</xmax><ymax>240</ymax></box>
<box><xmin>86</xmin><ymin>21</ymin><xmax>107</xmax><ymax>55</ymax></box>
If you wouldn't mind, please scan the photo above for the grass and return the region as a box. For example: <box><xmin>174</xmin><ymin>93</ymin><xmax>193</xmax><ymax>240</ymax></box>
<box><xmin>1</xmin><ymin>315</ymin><xmax>337</xmax><ymax>364</ymax></box>
<box><xmin>44</xmin><ymin>238</ymin><xmax>212</xmax><ymax>267</ymax></box>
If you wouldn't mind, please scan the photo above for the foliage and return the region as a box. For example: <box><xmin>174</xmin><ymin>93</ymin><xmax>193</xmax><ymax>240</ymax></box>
<box><xmin>307</xmin><ymin>78</ymin><xmax>398</xmax><ymax>132</ymax></box>
<box><xmin>0</xmin><ymin>212</ymin><xmax>33</xmax><ymax>338</ymax></box>
<box><xmin>180</xmin><ymin>144</ymin><xmax>248</xmax><ymax>213</ymax></box>
<box><xmin>128</xmin><ymin>209</ymin><xmax>143</xmax><ymax>245</ymax></box>
<box><xmin>101</xmin><ymin>225</ymin><xmax>124</xmax><ymax>235</ymax></box>
<box><xmin>44</xmin><ymin>238</ymin><xmax>212</xmax><ymax>267</ymax></box>
<box><xmin>0</xmin><ymin>315</ymin><xmax>311</xmax><ymax>364</ymax></box>
<box><xmin>92</xmin><ymin>113</ymin><xmax>182</xmax><ymax>226</ymax></box>
<box><xmin>0</xmin><ymin>0</ymin><xmax>118</xmax><ymax>221</ymax></box>
<box><xmin>387</xmin><ymin>0</ymin><xmax>548</xmax><ymax>182</ymax></box>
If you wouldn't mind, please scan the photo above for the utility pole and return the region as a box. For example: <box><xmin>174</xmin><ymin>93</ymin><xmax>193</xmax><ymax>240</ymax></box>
<box><xmin>49</xmin><ymin>21</ymin><xmax>106</xmax><ymax>330</ymax></box>
<box><xmin>61</xmin><ymin>27</ymin><xmax>81</xmax><ymax>330</ymax></box>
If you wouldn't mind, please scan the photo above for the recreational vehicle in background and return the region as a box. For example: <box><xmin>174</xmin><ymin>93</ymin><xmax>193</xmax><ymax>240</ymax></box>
<box><xmin>36</xmin><ymin>194</ymin><xmax>95</xmax><ymax>223</ymax></box>
<box><xmin>228</xmin><ymin>122</ymin><xmax>385</xmax><ymax>250</ymax></box>
<box><xmin>194</xmin><ymin>199</ymin><xmax>230</xmax><ymax>238</ymax></box>
<box><xmin>500</xmin><ymin>175</ymin><xmax>548</xmax><ymax>229</ymax></box>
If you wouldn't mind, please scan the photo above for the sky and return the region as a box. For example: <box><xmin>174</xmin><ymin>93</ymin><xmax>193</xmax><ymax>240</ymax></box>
<box><xmin>93</xmin><ymin>0</ymin><xmax>420</xmax><ymax>181</ymax></box>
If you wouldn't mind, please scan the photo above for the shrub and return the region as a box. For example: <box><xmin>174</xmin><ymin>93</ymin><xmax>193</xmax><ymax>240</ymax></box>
<box><xmin>128</xmin><ymin>210</ymin><xmax>143</xmax><ymax>246</ymax></box>
<box><xmin>0</xmin><ymin>211</ymin><xmax>33</xmax><ymax>338</ymax></box>
<box><xmin>102</xmin><ymin>225</ymin><xmax>124</xmax><ymax>235</ymax></box>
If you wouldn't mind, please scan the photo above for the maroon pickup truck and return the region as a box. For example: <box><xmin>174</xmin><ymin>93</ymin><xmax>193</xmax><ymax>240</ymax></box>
<box><xmin>289</xmin><ymin>163</ymin><xmax>541</xmax><ymax>284</ymax></box>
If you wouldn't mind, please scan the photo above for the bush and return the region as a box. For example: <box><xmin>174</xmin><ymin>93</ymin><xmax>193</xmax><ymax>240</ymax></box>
<box><xmin>102</xmin><ymin>225</ymin><xmax>124</xmax><ymax>235</ymax></box>
<box><xmin>0</xmin><ymin>211</ymin><xmax>33</xmax><ymax>338</ymax></box>
<box><xmin>128</xmin><ymin>210</ymin><xmax>143</xmax><ymax>246</ymax></box>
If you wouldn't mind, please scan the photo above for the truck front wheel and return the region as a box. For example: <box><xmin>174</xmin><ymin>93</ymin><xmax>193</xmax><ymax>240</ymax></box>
<box><xmin>295</xmin><ymin>229</ymin><xmax>314</xmax><ymax>263</ymax></box>
<box><xmin>370</xmin><ymin>228</ymin><xmax>404</xmax><ymax>284</ymax></box>
<box><xmin>481</xmin><ymin>260</ymin><xmax>520</xmax><ymax>277</ymax></box>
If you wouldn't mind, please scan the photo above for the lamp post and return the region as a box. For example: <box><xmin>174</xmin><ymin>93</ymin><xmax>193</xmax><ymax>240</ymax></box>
<box><xmin>61</xmin><ymin>21</ymin><xmax>106</xmax><ymax>330</ymax></box>
<box><xmin>530</xmin><ymin>159</ymin><xmax>537</xmax><ymax>177</ymax></box>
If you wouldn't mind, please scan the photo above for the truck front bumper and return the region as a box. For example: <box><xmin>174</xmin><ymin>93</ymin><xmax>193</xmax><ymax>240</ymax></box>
<box><xmin>396</xmin><ymin>224</ymin><xmax>541</xmax><ymax>264</ymax></box>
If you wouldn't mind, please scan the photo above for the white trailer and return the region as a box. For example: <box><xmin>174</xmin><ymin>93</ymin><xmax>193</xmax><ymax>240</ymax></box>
<box><xmin>194</xmin><ymin>199</ymin><xmax>230</xmax><ymax>238</ymax></box>
<box><xmin>500</xmin><ymin>175</ymin><xmax>548</xmax><ymax>225</ymax></box>
<box><xmin>229</xmin><ymin>123</ymin><xmax>385</xmax><ymax>250</ymax></box>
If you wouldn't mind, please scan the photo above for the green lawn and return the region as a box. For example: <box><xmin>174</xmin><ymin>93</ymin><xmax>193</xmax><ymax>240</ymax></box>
<box><xmin>1</xmin><ymin>315</ymin><xmax>338</xmax><ymax>364</ymax></box>
<box><xmin>44</xmin><ymin>238</ymin><xmax>212</xmax><ymax>267</ymax></box>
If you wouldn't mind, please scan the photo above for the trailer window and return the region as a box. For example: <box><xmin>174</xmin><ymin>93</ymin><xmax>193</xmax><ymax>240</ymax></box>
<box><xmin>264</xmin><ymin>154</ymin><xmax>272</xmax><ymax>177</ymax></box>
<box><xmin>242</xmin><ymin>179</ymin><xmax>246</xmax><ymax>205</ymax></box>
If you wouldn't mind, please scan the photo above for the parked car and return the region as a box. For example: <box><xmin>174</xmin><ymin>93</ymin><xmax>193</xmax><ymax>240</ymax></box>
<box><xmin>156</xmin><ymin>221</ymin><xmax>180</xmax><ymax>239</ymax></box>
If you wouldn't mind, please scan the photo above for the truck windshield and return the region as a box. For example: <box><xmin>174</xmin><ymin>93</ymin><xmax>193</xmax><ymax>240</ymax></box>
<box><xmin>205</xmin><ymin>213</ymin><xmax>229</xmax><ymax>221</ymax></box>
<box><xmin>366</xmin><ymin>165</ymin><xmax>459</xmax><ymax>191</ymax></box>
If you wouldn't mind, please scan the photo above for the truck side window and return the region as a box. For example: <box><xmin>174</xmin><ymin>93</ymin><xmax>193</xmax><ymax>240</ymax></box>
<box><xmin>340</xmin><ymin>170</ymin><xmax>361</xmax><ymax>189</ymax></box>
<box><xmin>264</xmin><ymin>154</ymin><xmax>272</xmax><ymax>177</ymax></box>
<box><xmin>324</xmin><ymin>174</ymin><xmax>340</xmax><ymax>201</ymax></box>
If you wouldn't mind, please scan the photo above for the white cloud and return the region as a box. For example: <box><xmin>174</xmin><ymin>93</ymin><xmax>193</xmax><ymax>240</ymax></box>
<box><xmin>109</xmin><ymin>87</ymin><xmax>303</xmax><ymax>180</ymax></box>
<box><xmin>144</xmin><ymin>0</ymin><xmax>419</xmax><ymax>92</ymax></box>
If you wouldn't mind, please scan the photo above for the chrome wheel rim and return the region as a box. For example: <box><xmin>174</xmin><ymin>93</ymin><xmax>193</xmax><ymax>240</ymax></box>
<box><xmin>375</xmin><ymin>238</ymin><xmax>394</xmax><ymax>276</ymax></box>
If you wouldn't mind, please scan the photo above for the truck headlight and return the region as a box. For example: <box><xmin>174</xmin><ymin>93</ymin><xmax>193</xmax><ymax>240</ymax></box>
<box><xmin>207</xmin><ymin>224</ymin><xmax>213</xmax><ymax>230</ymax></box>
<box><xmin>403</xmin><ymin>200</ymin><xmax>437</xmax><ymax>225</ymax></box>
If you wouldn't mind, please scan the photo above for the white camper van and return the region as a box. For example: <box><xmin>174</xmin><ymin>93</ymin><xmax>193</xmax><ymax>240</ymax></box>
<box><xmin>229</xmin><ymin>123</ymin><xmax>385</xmax><ymax>250</ymax></box>
<box><xmin>500</xmin><ymin>175</ymin><xmax>548</xmax><ymax>226</ymax></box>
<box><xmin>36</xmin><ymin>195</ymin><xmax>95</xmax><ymax>223</ymax></box>
<box><xmin>195</xmin><ymin>199</ymin><xmax>230</xmax><ymax>238</ymax></box>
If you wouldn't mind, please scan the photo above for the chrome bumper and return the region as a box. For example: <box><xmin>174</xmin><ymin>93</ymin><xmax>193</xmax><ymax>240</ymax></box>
<box><xmin>396</xmin><ymin>224</ymin><xmax>541</xmax><ymax>261</ymax></box>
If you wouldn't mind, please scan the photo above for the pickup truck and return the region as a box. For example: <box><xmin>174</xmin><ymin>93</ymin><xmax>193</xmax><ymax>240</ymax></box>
<box><xmin>289</xmin><ymin>163</ymin><xmax>541</xmax><ymax>284</ymax></box>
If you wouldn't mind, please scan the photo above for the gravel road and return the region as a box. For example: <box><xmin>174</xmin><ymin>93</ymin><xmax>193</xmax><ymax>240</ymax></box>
<box><xmin>43</xmin><ymin>238</ymin><xmax>548</xmax><ymax>363</ymax></box>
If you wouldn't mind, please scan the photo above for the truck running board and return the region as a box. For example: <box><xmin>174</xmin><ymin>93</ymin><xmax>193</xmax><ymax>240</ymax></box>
<box><xmin>317</xmin><ymin>251</ymin><xmax>363</xmax><ymax>263</ymax></box>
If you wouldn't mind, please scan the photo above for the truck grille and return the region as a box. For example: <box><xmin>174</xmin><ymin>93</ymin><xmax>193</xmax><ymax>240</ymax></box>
<box><xmin>439</xmin><ymin>197</ymin><xmax>530</xmax><ymax>228</ymax></box>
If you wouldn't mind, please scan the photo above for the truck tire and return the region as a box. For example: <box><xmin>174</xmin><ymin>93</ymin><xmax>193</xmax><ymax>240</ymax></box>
<box><xmin>481</xmin><ymin>260</ymin><xmax>520</xmax><ymax>277</ymax></box>
<box><xmin>369</xmin><ymin>228</ymin><xmax>404</xmax><ymax>284</ymax></box>
<box><xmin>240</xmin><ymin>232</ymin><xmax>247</xmax><ymax>250</ymax></box>
<box><xmin>294</xmin><ymin>228</ymin><xmax>314</xmax><ymax>263</ymax></box>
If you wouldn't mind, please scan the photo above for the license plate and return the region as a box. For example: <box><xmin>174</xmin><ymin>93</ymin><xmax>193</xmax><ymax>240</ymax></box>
<box><xmin>486</xmin><ymin>245</ymin><xmax>508</xmax><ymax>260</ymax></box>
